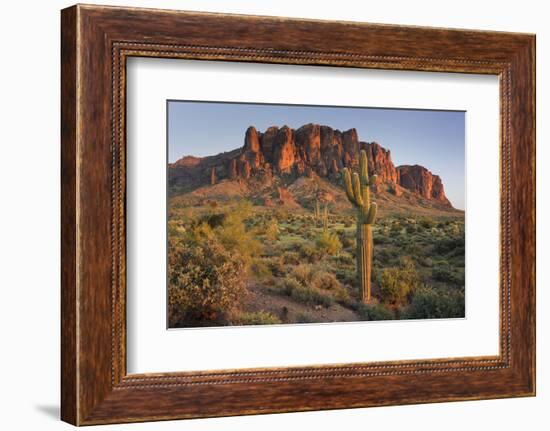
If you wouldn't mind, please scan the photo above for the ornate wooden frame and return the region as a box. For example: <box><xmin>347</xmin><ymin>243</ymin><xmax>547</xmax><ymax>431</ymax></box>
<box><xmin>61</xmin><ymin>4</ymin><xmax>536</xmax><ymax>425</ymax></box>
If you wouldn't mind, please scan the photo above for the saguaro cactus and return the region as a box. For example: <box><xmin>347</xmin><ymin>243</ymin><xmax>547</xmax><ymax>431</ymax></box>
<box><xmin>314</xmin><ymin>199</ymin><xmax>320</xmax><ymax>224</ymax></box>
<box><xmin>342</xmin><ymin>150</ymin><xmax>378</xmax><ymax>303</ymax></box>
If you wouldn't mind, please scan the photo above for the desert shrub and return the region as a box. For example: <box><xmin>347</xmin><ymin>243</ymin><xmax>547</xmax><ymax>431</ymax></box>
<box><xmin>274</xmin><ymin>276</ymin><xmax>302</xmax><ymax>295</ymax></box>
<box><xmin>446</xmin><ymin>222</ymin><xmax>462</xmax><ymax>236</ymax></box>
<box><xmin>354</xmin><ymin>302</ymin><xmax>394</xmax><ymax>321</ymax></box>
<box><xmin>403</xmin><ymin>286</ymin><xmax>465</xmax><ymax>319</ymax></box>
<box><xmin>295</xmin><ymin>312</ymin><xmax>321</xmax><ymax>323</ymax></box>
<box><xmin>334</xmin><ymin>268</ymin><xmax>356</xmax><ymax>286</ymax></box>
<box><xmin>236</xmin><ymin>311</ymin><xmax>282</xmax><ymax>325</ymax></box>
<box><xmin>331</xmin><ymin>252</ymin><xmax>354</xmax><ymax>266</ymax></box>
<box><xmin>333</xmin><ymin>286</ymin><xmax>352</xmax><ymax>305</ymax></box>
<box><xmin>375</xmin><ymin>248</ymin><xmax>398</xmax><ymax>266</ymax></box>
<box><xmin>285</xmin><ymin>226</ymin><xmax>297</xmax><ymax>235</ymax></box>
<box><xmin>316</xmin><ymin>230</ymin><xmax>342</xmax><ymax>255</ymax></box>
<box><xmin>389</xmin><ymin>226</ymin><xmax>403</xmax><ymax>238</ymax></box>
<box><xmin>168</xmin><ymin>237</ymin><xmax>247</xmax><ymax>326</ymax></box>
<box><xmin>304</xmin><ymin>230</ymin><xmax>317</xmax><ymax>240</ymax></box>
<box><xmin>275</xmin><ymin>276</ymin><xmax>334</xmax><ymax>308</ymax></box>
<box><xmin>282</xmin><ymin>251</ymin><xmax>301</xmax><ymax>265</ymax></box>
<box><xmin>251</xmin><ymin>259</ymin><xmax>272</xmax><ymax>279</ymax></box>
<box><xmin>418</xmin><ymin>256</ymin><xmax>434</xmax><ymax>268</ymax></box>
<box><xmin>266</xmin><ymin>257</ymin><xmax>285</xmax><ymax>277</ymax></box>
<box><xmin>419</xmin><ymin>217</ymin><xmax>436</xmax><ymax>229</ymax></box>
<box><xmin>432</xmin><ymin>264</ymin><xmax>464</xmax><ymax>285</ymax></box>
<box><xmin>433</xmin><ymin>235</ymin><xmax>465</xmax><ymax>256</ymax></box>
<box><xmin>264</xmin><ymin>219</ymin><xmax>280</xmax><ymax>241</ymax></box>
<box><xmin>405</xmin><ymin>223</ymin><xmax>418</xmax><ymax>234</ymax></box>
<box><xmin>341</xmin><ymin>235</ymin><xmax>355</xmax><ymax>248</ymax></box>
<box><xmin>404</xmin><ymin>242</ymin><xmax>422</xmax><ymax>256</ymax></box>
<box><xmin>200</xmin><ymin>212</ymin><xmax>226</xmax><ymax>228</ymax></box>
<box><xmin>191</xmin><ymin>202</ymin><xmax>261</xmax><ymax>269</ymax></box>
<box><xmin>379</xmin><ymin>257</ymin><xmax>420</xmax><ymax>305</ymax></box>
<box><xmin>167</xmin><ymin>220</ymin><xmax>186</xmax><ymax>237</ymax></box>
<box><xmin>290</xmin><ymin>285</ymin><xmax>334</xmax><ymax>308</ymax></box>
<box><xmin>299</xmin><ymin>243</ymin><xmax>322</xmax><ymax>262</ymax></box>
<box><xmin>373</xmin><ymin>233</ymin><xmax>390</xmax><ymax>245</ymax></box>
<box><xmin>311</xmin><ymin>271</ymin><xmax>341</xmax><ymax>291</ymax></box>
<box><xmin>273</xmin><ymin>208</ymin><xmax>289</xmax><ymax>222</ymax></box>
<box><xmin>216</xmin><ymin>213</ymin><xmax>260</xmax><ymax>259</ymax></box>
<box><xmin>292</xmin><ymin>264</ymin><xmax>314</xmax><ymax>285</ymax></box>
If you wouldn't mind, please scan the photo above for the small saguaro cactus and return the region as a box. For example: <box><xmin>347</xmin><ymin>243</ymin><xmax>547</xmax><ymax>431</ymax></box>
<box><xmin>314</xmin><ymin>199</ymin><xmax>320</xmax><ymax>223</ymax></box>
<box><xmin>342</xmin><ymin>150</ymin><xmax>378</xmax><ymax>303</ymax></box>
<box><xmin>322</xmin><ymin>203</ymin><xmax>329</xmax><ymax>232</ymax></box>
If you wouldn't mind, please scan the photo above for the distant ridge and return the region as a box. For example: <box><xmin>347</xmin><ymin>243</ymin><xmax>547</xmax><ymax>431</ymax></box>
<box><xmin>169</xmin><ymin>123</ymin><xmax>453</xmax><ymax>209</ymax></box>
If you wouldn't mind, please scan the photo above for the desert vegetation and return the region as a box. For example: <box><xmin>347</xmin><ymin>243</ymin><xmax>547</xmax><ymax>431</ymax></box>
<box><xmin>168</xmin><ymin>196</ymin><xmax>465</xmax><ymax>327</ymax></box>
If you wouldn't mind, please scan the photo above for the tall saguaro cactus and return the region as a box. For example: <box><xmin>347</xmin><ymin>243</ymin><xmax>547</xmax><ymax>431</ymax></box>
<box><xmin>342</xmin><ymin>150</ymin><xmax>378</xmax><ymax>303</ymax></box>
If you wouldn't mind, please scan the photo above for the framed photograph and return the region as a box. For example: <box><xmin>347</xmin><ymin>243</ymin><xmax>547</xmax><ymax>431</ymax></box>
<box><xmin>61</xmin><ymin>4</ymin><xmax>535</xmax><ymax>425</ymax></box>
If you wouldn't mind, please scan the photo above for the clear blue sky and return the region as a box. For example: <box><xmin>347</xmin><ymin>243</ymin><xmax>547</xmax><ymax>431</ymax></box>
<box><xmin>168</xmin><ymin>101</ymin><xmax>465</xmax><ymax>209</ymax></box>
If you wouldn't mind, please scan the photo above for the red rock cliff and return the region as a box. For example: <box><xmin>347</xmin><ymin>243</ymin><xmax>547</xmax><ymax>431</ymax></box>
<box><xmin>170</xmin><ymin>123</ymin><xmax>454</xmax><ymax>208</ymax></box>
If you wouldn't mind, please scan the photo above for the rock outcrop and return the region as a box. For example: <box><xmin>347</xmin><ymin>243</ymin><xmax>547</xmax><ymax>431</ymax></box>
<box><xmin>397</xmin><ymin>165</ymin><xmax>450</xmax><ymax>205</ymax></box>
<box><xmin>169</xmin><ymin>123</ymin><xmax>453</xmax><ymax>208</ymax></box>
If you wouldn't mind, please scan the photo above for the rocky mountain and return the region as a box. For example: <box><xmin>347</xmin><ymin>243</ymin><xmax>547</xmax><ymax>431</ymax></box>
<box><xmin>169</xmin><ymin>123</ymin><xmax>453</xmax><ymax>209</ymax></box>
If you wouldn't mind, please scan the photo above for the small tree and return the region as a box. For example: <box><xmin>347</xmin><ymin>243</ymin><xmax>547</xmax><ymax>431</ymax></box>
<box><xmin>379</xmin><ymin>257</ymin><xmax>420</xmax><ymax>305</ymax></box>
<box><xmin>316</xmin><ymin>230</ymin><xmax>342</xmax><ymax>255</ymax></box>
<box><xmin>168</xmin><ymin>237</ymin><xmax>247</xmax><ymax>326</ymax></box>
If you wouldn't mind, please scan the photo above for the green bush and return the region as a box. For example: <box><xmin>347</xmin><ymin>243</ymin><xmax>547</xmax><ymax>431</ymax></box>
<box><xmin>292</xmin><ymin>264</ymin><xmax>314</xmax><ymax>285</ymax></box>
<box><xmin>200</xmin><ymin>212</ymin><xmax>226</xmax><ymax>228</ymax></box>
<box><xmin>331</xmin><ymin>252</ymin><xmax>354</xmax><ymax>266</ymax></box>
<box><xmin>218</xmin><ymin>220</ymin><xmax>262</xmax><ymax>262</ymax></box>
<box><xmin>251</xmin><ymin>259</ymin><xmax>272</xmax><ymax>279</ymax></box>
<box><xmin>334</xmin><ymin>268</ymin><xmax>356</xmax><ymax>286</ymax></box>
<box><xmin>273</xmin><ymin>276</ymin><xmax>302</xmax><ymax>295</ymax></box>
<box><xmin>299</xmin><ymin>243</ymin><xmax>322</xmax><ymax>262</ymax></box>
<box><xmin>316</xmin><ymin>230</ymin><xmax>342</xmax><ymax>255</ymax></box>
<box><xmin>282</xmin><ymin>251</ymin><xmax>301</xmax><ymax>265</ymax></box>
<box><xmin>290</xmin><ymin>285</ymin><xmax>334</xmax><ymax>307</ymax></box>
<box><xmin>375</xmin><ymin>248</ymin><xmax>398</xmax><ymax>266</ymax></box>
<box><xmin>433</xmin><ymin>235</ymin><xmax>465</xmax><ymax>256</ymax></box>
<box><xmin>266</xmin><ymin>257</ymin><xmax>285</xmax><ymax>277</ymax></box>
<box><xmin>311</xmin><ymin>271</ymin><xmax>341</xmax><ymax>291</ymax></box>
<box><xmin>379</xmin><ymin>257</ymin><xmax>420</xmax><ymax>305</ymax></box>
<box><xmin>275</xmin><ymin>276</ymin><xmax>334</xmax><ymax>308</ymax></box>
<box><xmin>334</xmin><ymin>288</ymin><xmax>352</xmax><ymax>305</ymax></box>
<box><xmin>236</xmin><ymin>311</ymin><xmax>282</xmax><ymax>325</ymax></box>
<box><xmin>432</xmin><ymin>264</ymin><xmax>464</xmax><ymax>285</ymax></box>
<box><xmin>295</xmin><ymin>312</ymin><xmax>321</xmax><ymax>323</ymax></box>
<box><xmin>341</xmin><ymin>235</ymin><xmax>355</xmax><ymax>248</ymax></box>
<box><xmin>403</xmin><ymin>286</ymin><xmax>465</xmax><ymax>319</ymax></box>
<box><xmin>419</xmin><ymin>217</ymin><xmax>436</xmax><ymax>229</ymax></box>
<box><xmin>354</xmin><ymin>302</ymin><xmax>395</xmax><ymax>321</ymax></box>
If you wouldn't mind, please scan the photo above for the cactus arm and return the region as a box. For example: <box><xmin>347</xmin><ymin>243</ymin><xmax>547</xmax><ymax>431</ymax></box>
<box><xmin>365</xmin><ymin>203</ymin><xmax>378</xmax><ymax>224</ymax></box>
<box><xmin>369</xmin><ymin>174</ymin><xmax>378</xmax><ymax>186</ymax></box>
<box><xmin>359</xmin><ymin>151</ymin><xmax>370</xmax><ymax>207</ymax></box>
<box><xmin>359</xmin><ymin>150</ymin><xmax>369</xmax><ymax>184</ymax></box>
<box><xmin>343</xmin><ymin>168</ymin><xmax>358</xmax><ymax>206</ymax></box>
<box><xmin>352</xmin><ymin>173</ymin><xmax>364</xmax><ymax>207</ymax></box>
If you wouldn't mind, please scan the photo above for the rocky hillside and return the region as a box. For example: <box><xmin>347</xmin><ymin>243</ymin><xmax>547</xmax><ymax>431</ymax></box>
<box><xmin>169</xmin><ymin>123</ymin><xmax>454</xmax><ymax>210</ymax></box>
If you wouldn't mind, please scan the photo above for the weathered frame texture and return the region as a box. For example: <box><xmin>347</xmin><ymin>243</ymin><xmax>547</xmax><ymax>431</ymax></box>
<box><xmin>61</xmin><ymin>4</ymin><xmax>536</xmax><ymax>426</ymax></box>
